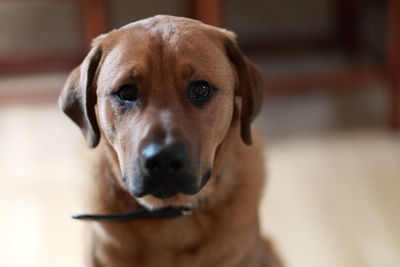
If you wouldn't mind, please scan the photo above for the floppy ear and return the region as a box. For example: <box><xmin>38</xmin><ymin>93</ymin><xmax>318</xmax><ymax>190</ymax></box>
<box><xmin>224</xmin><ymin>34</ymin><xmax>264</xmax><ymax>145</ymax></box>
<box><xmin>58</xmin><ymin>44</ymin><xmax>103</xmax><ymax>148</ymax></box>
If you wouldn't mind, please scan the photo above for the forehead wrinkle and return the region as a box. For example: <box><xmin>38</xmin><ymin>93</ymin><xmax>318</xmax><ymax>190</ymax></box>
<box><xmin>180</xmin><ymin>64</ymin><xmax>195</xmax><ymax>80</ymax></box>
<box><xmin>99</xmin><ymin>65</ymin><xmax>146</xmax><ymax>94</ymax></box>
<box><xmin>100</xmin><ymin>49</ymin><xmax>153</xmax><ymax>91</ymax></box>
<box><xmin>130</xmin><ymin>65</ymin><xmax>145</xmax><ymax>81</ymax></box>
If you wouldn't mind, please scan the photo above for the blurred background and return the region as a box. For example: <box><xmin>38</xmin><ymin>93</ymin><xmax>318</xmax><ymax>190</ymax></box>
<box><xmin>0</xmin><ymin>0</ymin><xmax>399</xmax><ymax>266</ymax></box>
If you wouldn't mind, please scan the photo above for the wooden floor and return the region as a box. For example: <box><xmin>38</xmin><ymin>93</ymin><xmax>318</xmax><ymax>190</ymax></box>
<box><xmin>0</xmin><ymin>103</ymin><xmax>399</xmax><ymax>267</ymax></box>
<box><xmin>261</xmin><ymin>131</ymin><xmax>400</xmax><ymax>267</ymax></box>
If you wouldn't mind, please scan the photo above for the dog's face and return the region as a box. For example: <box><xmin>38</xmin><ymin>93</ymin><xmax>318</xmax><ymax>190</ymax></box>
<box><xmin>59</xmin><ymin>16</ymin><xmax>262</xmax><ymax>209</ymax></box>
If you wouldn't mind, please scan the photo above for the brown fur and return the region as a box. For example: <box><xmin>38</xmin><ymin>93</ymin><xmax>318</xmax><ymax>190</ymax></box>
<box><xmin>60</xmin><ymin>15</ymin><xmax>282</xmax><ymax>267</ymax></box>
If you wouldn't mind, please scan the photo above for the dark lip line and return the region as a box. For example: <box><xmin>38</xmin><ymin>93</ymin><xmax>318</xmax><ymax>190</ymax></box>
<box><xmin>130</xmin><ymin>173</ymin><xmax>205</xmax><ymax>197</ymax></box>
<box><xmin>151</xmin><ymin>190</ymin><xmax>177</xmax><ymax>199</ymax></box>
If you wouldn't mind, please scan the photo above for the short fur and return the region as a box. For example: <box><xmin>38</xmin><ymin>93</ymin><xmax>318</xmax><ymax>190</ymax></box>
<box><xmin>59</xmin><ymin>15</ymin><xmax>282</xmax><ymax>267</ymax></box>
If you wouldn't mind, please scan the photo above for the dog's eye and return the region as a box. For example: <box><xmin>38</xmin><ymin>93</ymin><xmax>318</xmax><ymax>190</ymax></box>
<box><xmin>115</xmin><ymin>84</ymin><xmax>138</xmax><ymax>102</ymax></box>
<box><xmin>188</xmin><ymin>81</ymin><xmax>213</xmax><ymax>105</ymax></box>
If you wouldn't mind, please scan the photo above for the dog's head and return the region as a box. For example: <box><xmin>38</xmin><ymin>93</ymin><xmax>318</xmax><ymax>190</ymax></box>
<box><xmin>59</xmin><ymin>15</ymin><xmax>263</xmax><ymax>209</ymax></box>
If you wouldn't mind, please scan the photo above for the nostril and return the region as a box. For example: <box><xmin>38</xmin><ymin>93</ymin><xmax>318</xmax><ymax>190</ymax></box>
<box><xmin>170</xmin><ymin>160</ymin><xmax>184</xmax><ymax>171</ymax></box>
<box><xmin>145</xmin><ymin>159</ymin><xmax>160</xmax><ymax>172</ymax></box>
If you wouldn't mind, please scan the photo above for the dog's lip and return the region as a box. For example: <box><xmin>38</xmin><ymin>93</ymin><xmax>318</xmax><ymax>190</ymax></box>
<box><xmin>151</xmin><ymin>190</ymin><xmax>177</xmax><ymax>199</ymax></box>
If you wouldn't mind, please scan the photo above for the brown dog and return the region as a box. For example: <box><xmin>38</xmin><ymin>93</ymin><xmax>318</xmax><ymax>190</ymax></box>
<box><xmin>59</xmin><ymin>15</ymin><xmax>282</xmax><ymax>267</ymax></box>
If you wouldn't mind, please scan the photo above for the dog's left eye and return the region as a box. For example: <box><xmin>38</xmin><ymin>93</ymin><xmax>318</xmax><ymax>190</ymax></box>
<box><xmin>188</xmin><ymin>81</ymin><xmax>213</xmax><ymax>105</ymax></box>
<box><xmin>115</xmin><ymin>84</ymin><xmax>138</xmax><ymax>102</ymax></box>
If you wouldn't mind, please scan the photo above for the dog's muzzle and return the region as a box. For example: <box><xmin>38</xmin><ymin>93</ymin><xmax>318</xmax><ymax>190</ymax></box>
<box><xmin>129</xmin><ymin>142</ymin><xmax>203</xmax><ymax>199</ymax></box>
<box><xmin>72</xmin><ymin>142</ymin><xmax>211</xmax><ymax>223</ymax></box>
<box><xmin>72</xmin><ymin>144</ymin><xmax>213</xmax><ymax>223</ymax></box>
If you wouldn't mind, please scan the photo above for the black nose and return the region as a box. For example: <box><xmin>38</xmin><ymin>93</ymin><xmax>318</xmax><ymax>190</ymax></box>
<box><xmin>141</xmin><ymin>142</ymin><xmax>187</xmax><ymax>176</ymax></box>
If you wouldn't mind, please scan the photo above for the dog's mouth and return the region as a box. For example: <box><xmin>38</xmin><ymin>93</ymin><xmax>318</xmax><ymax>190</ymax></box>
<box><xmin>151</xmin><ymin>189</ymin><xmax>177</xmax><ymax>199</ymax></box>
<box><xmin>72</xmin><ymin>169</ymin><xmax>212</xmax><ymax>223</ymax></box>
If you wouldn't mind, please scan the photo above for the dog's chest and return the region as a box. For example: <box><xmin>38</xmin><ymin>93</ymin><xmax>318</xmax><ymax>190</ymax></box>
<box><xmin>92</xmin><ymin>213</ymin><xmax>254</xmax><ymax>267</ymax></box>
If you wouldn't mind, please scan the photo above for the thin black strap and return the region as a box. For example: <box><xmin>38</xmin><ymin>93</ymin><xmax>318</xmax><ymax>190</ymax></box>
<box><xmin>72</xmin><ymin>206</ymin><xmax>192</xmax><ymax>222</ymax></box>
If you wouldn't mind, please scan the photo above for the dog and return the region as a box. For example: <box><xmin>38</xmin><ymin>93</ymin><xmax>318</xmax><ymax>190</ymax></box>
<box><xmin>59</xmin><ymin>15</ymin><xmax>282</xmax><ymax>267</ymax></box>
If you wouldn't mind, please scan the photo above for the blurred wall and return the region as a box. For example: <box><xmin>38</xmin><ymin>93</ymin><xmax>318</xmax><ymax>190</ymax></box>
<box><xmin>0</xmin><ymin>0</ymin><xmax>335</xmax><ymax>56</ymax></box>
<box><xmin>0</xmin><ymin>0</ymin><xmax>387</xmax><ymax>67</ymax></box>
<box><xmin>0</xmin><ymin>1</ymin><xmax>80</xmax><ymax>57</ymax></box>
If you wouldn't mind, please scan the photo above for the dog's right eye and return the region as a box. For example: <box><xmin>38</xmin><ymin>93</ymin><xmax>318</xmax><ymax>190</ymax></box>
<box><xmin>114</xmin><ymin>84</ymin><xmax>138</xmax><ymax>102</ymax></box>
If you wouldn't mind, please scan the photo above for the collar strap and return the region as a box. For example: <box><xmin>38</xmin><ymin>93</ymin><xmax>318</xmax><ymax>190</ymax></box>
<box><xmin>72</xmin><ymin>206</ymin><xmax>192</xmax><ymax>223</ymax></box>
